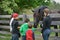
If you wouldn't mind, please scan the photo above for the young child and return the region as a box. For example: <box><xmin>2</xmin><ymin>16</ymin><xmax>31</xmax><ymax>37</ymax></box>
<box><xmin>26</xmin><ymin>23</ymin><xmax>35</xmax><ymax>40</ymax></box>
<box><xmin>20</xmin><ymin>19</ymin><xmax>30</xmax><ymax>40</ymax></box>
<box><xmin>10</xmin><ymin>13</ymin><xmax>20</xmax><ymax>40</ymax></box>
<box><xmin>20</xmin><ymin>18</ymin><xmax>36</xmax><ymax>40</ymax></box>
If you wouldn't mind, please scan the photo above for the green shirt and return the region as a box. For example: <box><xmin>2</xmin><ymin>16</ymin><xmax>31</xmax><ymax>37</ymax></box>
<box><xmin>20</xmin><ymin>23</ymin><xmax>28</xmax><ymax>36</ymax></box>
<box><xmin>20</xmin><ymin>23</ymin><xmax>36</xmax><ymax>36</ymax></box>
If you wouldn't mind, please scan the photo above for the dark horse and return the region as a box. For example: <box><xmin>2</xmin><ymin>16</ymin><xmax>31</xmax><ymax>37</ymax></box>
<box><xmin>32</xmin><ymin>6</ymin><xmax>58</xmax><ymax>36</ymax></box>
<box><xmin>33</xmin><ymin>6</ymin><xmax>48</xmax><ymax>28</ymax></box>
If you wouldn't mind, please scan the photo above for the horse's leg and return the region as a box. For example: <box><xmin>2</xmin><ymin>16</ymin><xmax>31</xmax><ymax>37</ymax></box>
<box><xmin>54</xmin><ymin>25</ymin><xmax>58</xmax><ymax>37</ymax></box>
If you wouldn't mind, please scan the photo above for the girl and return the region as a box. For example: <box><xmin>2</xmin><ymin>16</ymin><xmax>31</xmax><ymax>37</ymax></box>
<box><xmin>42</xmin><ymin>7</ymin><xmax>52</xmax><ymax>40</ymax></box>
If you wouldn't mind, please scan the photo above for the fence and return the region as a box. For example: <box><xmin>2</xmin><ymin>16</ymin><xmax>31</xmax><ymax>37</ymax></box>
<box><xmin>0</xmin><ymin>13</ymin><xmax>60</xmax><ymax>40</ymax></box>
<box><xmin>0</xmin><ymin>14</ymin><xmax>60</xmax><ymax>29</ymax></box>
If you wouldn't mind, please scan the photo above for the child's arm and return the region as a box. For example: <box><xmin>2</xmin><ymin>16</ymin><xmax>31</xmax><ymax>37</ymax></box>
<box><xmin>20</xmin><ymin>25</ymin><xmax>23</xmax><ymax>33</ymax></box>
<box><xmin>32</xmin><ymin>28</ymin><xmax>36</xmax><ymax>31</ymax></box>
<box><xmin>15</xmin><ymin>21</ymin><xmax>20</xmax><ymax>29</ymax></box>
<box><xmin>32</xmin><ymin>25</ymin><xmax>36</xmax><ymax>31</ymax></box>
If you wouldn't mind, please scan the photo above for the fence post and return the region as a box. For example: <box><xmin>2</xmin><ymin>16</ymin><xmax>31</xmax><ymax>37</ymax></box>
<box><xmin>23</xmin><ymin>13</ymin><xmax>27</xmax><ymax>23</ymax></box>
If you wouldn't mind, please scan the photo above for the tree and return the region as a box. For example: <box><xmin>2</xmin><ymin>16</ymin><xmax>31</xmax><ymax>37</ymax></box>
<box><xmin>49</xmin><ymin>1</ymin><xmax>60</xmax><ymax>10</ymax></box>
<box><xmin>0</xmin><ymin>0</ymin><xmax>51</xmax><ymax>14</ymax></box>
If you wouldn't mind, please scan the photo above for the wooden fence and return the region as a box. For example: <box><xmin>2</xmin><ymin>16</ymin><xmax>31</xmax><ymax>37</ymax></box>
<box><xmin>0</xmin><ymin>13</ymin><xmax>60</xmax><ymax>40</ymax></box>
<box><xmin>0</xmin><ymin>14</ymin><xmax>60</xmax><ymax>33</ymax></box>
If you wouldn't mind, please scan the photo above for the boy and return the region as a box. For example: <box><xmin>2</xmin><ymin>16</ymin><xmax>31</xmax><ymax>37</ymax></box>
<box><xmin>20</xmin><ymin>19</ymin><xmax>35</xmax><ymax>40</ymax></box>
<box><xmin>26</xmin><ymin>23</ymin><xmax>35</xmax><ymax>40</ymax></box>
<box><xmin>10</xmin><ymin>13</ymin><xmax>20</xmax><ymax>40</ymax></box>
<box><xmin>20</xmin><ymin>19</ymin><xmax>30</xmax><ymax>40</ymax></box>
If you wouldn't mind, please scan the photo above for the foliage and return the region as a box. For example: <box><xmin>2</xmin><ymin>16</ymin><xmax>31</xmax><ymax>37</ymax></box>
<box><xmin>0</xmin><ymin>0</ymin><xmax>51</xmax><ymax>14</ymax></box>
<box><xmin>49</xmin><ymin>1</ymin><xmax>60</xmax><ymax>10</ymax></box>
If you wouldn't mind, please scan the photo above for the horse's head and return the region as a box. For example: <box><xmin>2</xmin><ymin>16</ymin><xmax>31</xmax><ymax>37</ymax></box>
<box><xmin>32</xmin><ymin>6</ymin><xmax>48</xmax><ymax>20</ymax></box>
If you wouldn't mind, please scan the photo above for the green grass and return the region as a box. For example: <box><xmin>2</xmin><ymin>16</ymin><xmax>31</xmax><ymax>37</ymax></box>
<box><xmin>0</xmin><ymin>38</ymin><xmax>10</xmax><ymax>40</ymax></box>
<box><xmin>0</xmin><ymin>33</ymin><xmax>11</xmax><ymax>40</ymax></box>
<box><xmin>0</xmin><ymin>33</ymin><xmax>11</xmax><ymax>36</ymax></box>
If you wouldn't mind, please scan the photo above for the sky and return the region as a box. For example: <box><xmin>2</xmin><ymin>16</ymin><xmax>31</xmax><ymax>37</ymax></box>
<box><xmin>53</xmin><ymin>0</ymin><xmax>60</xmax><ymax>3</ymax></box>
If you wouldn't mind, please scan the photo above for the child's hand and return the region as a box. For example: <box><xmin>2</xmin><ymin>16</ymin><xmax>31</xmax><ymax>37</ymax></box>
<box><xmin>17</xmin><ymin>27</ymin><xmax>20</xmax><ymax>29</ymax></box>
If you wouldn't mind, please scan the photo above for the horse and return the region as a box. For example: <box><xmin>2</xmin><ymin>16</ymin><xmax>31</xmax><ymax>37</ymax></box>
<box><xmin>32</xmin><ymin>6</ymin><xmax>48</xmax><ymax>28</ymax></box>
<box><xmin>32</xmin><ymin>6</ymin><xmax>58</xmax><ymax>36</ymax></box>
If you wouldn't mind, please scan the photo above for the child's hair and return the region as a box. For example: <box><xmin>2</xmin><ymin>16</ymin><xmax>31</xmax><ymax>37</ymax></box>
<box><xmin>28</xmin><ymin>22</ymin><xmax>32</xmax><ymax>29</ymax></box>
<box><xmin>24</xmin><ymin>18</ymin><xmax>30</xmax><ymax>23</ymax></box>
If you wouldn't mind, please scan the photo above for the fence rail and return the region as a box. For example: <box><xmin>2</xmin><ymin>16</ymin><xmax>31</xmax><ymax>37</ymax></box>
<box><xmin>0</xmin><ymin>14</ymin><xmax>60</xmax><ymax>18</ymax></box>
<box><xmin>0</xmin><ymin>14</ymin><xmax>60</xmax><ymax>32</ymax></box>
<box><xmin>1</xmin><ymin>14</ymin><xmax>60</xmax><ymax>25</ymax></box>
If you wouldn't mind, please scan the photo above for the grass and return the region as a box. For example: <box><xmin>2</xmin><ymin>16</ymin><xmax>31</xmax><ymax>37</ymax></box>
<box><xmin>0</xmin><ymin>33</ymin><xmax>11</xmax><ymax>40</ymax></box>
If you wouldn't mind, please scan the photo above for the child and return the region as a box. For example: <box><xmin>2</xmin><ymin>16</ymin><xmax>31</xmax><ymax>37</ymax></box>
<box><xmin>26</xmin><ymin>23</ymin><xmax>35</xmax><ymax>40</ymax></box>
<box><xmin>42</xmin><ymin>7</ymin><xmax>52</xmax><ymax>40</ymax></box>
<box><xmin>20</xmin><ymin>18</ymin><xmax>36</xmax><ymax>40</ymax></box>
<box><xmin>10</xmin><ymin>13</ymin><xmax>20</xmax><ymax>40</ymax></box>
<box><xmin>20</xmin><ymin>19</ymin><xmax>30</xmax><ymax>40</ymax></box>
